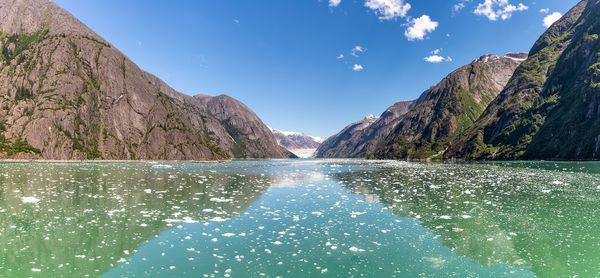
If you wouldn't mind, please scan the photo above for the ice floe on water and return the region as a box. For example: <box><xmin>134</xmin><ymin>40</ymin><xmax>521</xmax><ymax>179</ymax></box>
<box><xmin>151</xmin><ymin>164</ymin><xmax>172</xmax><ymax>169</ymax></box>
<box><xmin>21</xmin><ymin>196</ymin><xmax>40</xmax><ymax>203</ymax></box>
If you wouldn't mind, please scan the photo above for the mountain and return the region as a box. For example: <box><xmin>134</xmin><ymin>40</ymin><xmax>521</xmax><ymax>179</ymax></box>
<box><xmin>314</xmin><ymin>100</ymin><xmax>417</xmax><ymax>158</ymax></box>
<box><xmin>318</xmin><ymin>53</ymin><xmax>524</xmax><ymax>159</ymax></box>
<box><xmin>372</xmin><ymin>54</ymin><xmax>525</xmax><ymax>159</ymax></box>
<box><xmin>0</xmin><ymin>0</ymin><xmax>293</xmax><ymax>160</ymax></box>
<box><xmin>194</xmin><ymin>95</ymin><xmax>295</xmax><ymax>159</ymax></box>
<box><xmin>314</xmin><ymin>114</ymin><xmax>381</xmax><ymax>158</ymax></box>
<box><xmin>445</xmin><ymin>0</ymin><xmax>597</xmax><ymax>160</ymax></box>
<box><xmin>270</xmin><ymin>127</ymin><xmax>323</xmax><ymax>158</ymax></box>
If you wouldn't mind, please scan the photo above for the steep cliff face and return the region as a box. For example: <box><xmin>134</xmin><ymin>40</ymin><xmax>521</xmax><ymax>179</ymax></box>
<box><xmin>0</xmin><ymin>0</ymin><xmax>291</xmax><ymax>160</ymax></box>
<box><xmin>315</xmin><ymin>101</ymin><xmax>416</xmax><ymax>158</ymax></box>
<box><xmin>445</xmin><ymin>0</ymin><xmax>596</xmax><ymax>160</ymax></box>
<box><xmin>373</xmin><ymin>54</ymin><xmax>524</xmax><ymax>159</ymax></box>
<box><xmin>195</xmin><ymin>95</ymin><xmax>296</xmax><ymax>159</ymax></box>
<box><xmin>314</xmin><ymin>114</ymin><xmax>380</xmax><ymax>158</ymax></box>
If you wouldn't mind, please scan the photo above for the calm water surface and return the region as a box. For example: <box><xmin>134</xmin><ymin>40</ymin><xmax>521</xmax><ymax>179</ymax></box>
<box><xmin>0</xmin><ymin>159</ymin><xmax>599</xmax><ymax>277</ymax></box>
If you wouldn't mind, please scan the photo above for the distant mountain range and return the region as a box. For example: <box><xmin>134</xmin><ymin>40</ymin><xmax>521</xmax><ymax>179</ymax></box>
<box><xmin>270</xmin><ymin>127</ymin><xmax>324</xmax><ymax>158</ymax></box>
<box><xmin>319</xmin><ymin>0</ymin><xmax>600</xmax><ymax>161</ymax></box>
<box><xmin>0</xmin><ymin>0</ymin><xmax>294</xmax><ymax>160</ymax></box>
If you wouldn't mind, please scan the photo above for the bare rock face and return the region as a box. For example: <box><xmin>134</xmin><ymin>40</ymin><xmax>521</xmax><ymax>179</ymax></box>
<box><xmin>445</xmin><ymin>0</ymin><xmax>598</xmax><ymax>160</ymax></box>
<box><xmin>373</xmin><ymin>54</ymin><xmax>524</xmax><ymax>159</ymax></box>
<box><xmin>315</xmin><ymin>100</ymin><xmax>418</xmax><ymax>158</ymax></box>
<box><xmin>195</xmin><ymin>95</ymin><xmax>296</xmax><ymax>159</ymax></box>
<box><xmin>0</xmin><ymin>0</ymin><xmax>291</xmax><ymax>160</ymax></box>
<box><xmin>314</xmin><ymin>114</ymin><xmax>383</xmax><ymax>158</ymax></box>
<box><xmin>318</xmin><ymin>53</ymin><xmax>524</xmax><ymax>159</ymax></box>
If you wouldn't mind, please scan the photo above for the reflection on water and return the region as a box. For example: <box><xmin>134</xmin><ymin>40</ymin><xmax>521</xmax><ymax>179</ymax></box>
<box><xmin>0</xmin><ymin>160</ymin><xmax>598</xmax><ymax>277</ymax></box>
<box><xmin>0</xmin><ymin>162</ymin><xmax>271</xmax><ymax>277</ymax></box>
<box><xmin>335</xmin><ymin>161</ymin><xmax>600</xmax><ymax>277</ymax></box>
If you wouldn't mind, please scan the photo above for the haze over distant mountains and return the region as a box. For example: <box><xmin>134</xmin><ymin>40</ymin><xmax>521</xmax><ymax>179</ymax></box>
<box><xmin>0</xmin><ymin>0</ymin><xmax>294</xmax><ymax>160</ymax></box>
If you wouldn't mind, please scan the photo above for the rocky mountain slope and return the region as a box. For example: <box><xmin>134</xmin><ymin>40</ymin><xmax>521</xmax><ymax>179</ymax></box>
<box><xmin>372</xmin><ymin>54</ymin><xmax>524</xmax><ymax>159</ymax></box>
<box><xmin>318</xmin><ymin>53</ymin><xmax>524</xmax><ymax>159</ymax></box>
<box><xmin>314</xmin><ymin>114</ymin><xmax>381</xmax><ymax>158</ymax></box>
<box><xmin>314</xmin><ymin>100</ymin><xmax>416</xmax><ymax>158</ymax></box>
<box><xmin>0</xmin><ymin>0</ymin><xmax>293</xmax><ymax>160</ymax></box>
<box><xmin>445</xmin><ymin>0</ymin><xmax>597</xmax><ymax>160</ymax></box>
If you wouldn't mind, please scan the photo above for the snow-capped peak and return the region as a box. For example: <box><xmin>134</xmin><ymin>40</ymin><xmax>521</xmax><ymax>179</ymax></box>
<box><xmin>268</xmin><ymin>127</ymin><xmax>325</xmax><ymax>143</ymax></box>
<box><xmin>365</xmin><ymin>114</ymin><xmax>378</xmax><ymax>120</ymax></box>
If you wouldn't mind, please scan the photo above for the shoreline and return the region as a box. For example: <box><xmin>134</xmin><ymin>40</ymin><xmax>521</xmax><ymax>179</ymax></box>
<box><xmin>0</xmin><ymin>159</ymin><xmax>234</xmax><ymax>163</ymax></box>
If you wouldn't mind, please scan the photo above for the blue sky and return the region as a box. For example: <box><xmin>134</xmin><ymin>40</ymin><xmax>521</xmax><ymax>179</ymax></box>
<box><xmin>54</xmin><ymin>0</ymin><xmax>579</xmax><ymax>137</ymax></box>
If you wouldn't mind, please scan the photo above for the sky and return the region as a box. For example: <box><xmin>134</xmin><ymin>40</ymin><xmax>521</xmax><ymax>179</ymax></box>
<box><xmin>54</xmin><ymin>0</ymin><xmax>580</xmax><ymax>138</ymax></box>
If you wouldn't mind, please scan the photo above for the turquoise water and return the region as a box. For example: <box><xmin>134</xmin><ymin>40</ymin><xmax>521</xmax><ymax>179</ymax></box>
<box><xmin>0</xmin><ymin>160</ymin><xmax>599</xmax><ymax>277</ymax></box>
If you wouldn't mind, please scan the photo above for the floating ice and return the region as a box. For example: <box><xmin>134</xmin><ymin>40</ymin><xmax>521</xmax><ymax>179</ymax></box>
<box><xmin>21</xmin><ymin>196</ymin><xmax>40</xmax><ymax>203</ymax></box>
<box><xmin>349</xmin><ymin>246</ymin><xmax>365</xmax><ymax>252</ymax></box>
<box><xmin>210</xmin><ymin>197</ymin><xmax>233</xmax><ymax>203</ymax></box>
<box><xmin>152</xmin><ymin>164</ymin><xmax>172</xmax><ymax>169</ymax></box>
<box><xmin>350</xmin><ymin>211</ymin><xmax>366</xmax><ymax>218</ymax></box>
<box><xmin>209</xmin><ymin>217</ymin><xmax>228</xmax><ymax>222</ymax></box>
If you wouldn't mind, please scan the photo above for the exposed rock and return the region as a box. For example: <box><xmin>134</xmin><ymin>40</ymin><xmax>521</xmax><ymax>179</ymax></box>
<box><xmin>445</xmin><ymin>0</ymin><xmax>596</xmax><ymax>160</ymax></box>
<box><xmin>373</xmin><ymin>54</ymin><xmax>524</xmax><ymax>159</ymax></box>
<box><xmin>314</xmin><ymin>114</ymin><xmax>382</xmax><ymax>158</ymax></box>
<box><xmin>0</xmin><ymin>0</ymin><xmax>292</xmax><ymax>160</ymax></box>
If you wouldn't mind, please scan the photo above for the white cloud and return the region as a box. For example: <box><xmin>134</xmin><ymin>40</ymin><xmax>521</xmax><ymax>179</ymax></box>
<box><xmin>453</xmin><ymin>0</ymin><xmax>471</xmax><ymax>15</ymax></box>
<box><xmin>454</xmin><ymin>3</ymin><xmax>466</xmax><ymax>12</ymax></box>
<box><xmin>233</xmin><ymin>19</ymin><xmax>240</xmax><ymax>24</ymax></box>
<box><xmin>404</xmin><ymin>15</ymin><xmax>438</xmax><ymax>41</ymax></box>
<box><xmin>353</xmin><ymin>64</ymin><xmax>364</xmax><ymax>71</ymax></box>
<box><xmin>329</xmin><ymin>0</ymin><xmax>341</xmax><ymax>7</ymax></box>
<box><xmin>337</xmin><ymin>53</ymin><xmax>344</xmax><ymax>59</ymax></box>
<box><xmin>364</xmin><ymin>0</ymin><xmax>411</xmax><ymax>20</ymax></box>
<box><xmin>424</xmin><ymin>55</ymin><xmax>452</xmax><ymax>63</ymax></box>
<box><xmin>543</xmin><ymin>12</ymin><xmax>562</xmax><ymax>28</ymax></box>
<box><xmin>431</xmin><ymin>49</ymin><xmax>441</xmax><ymax>55</ymax></box>
<box><xmin>474</xmin><ymin>0</ymin><xmax>528</xmax><ymax>21</ymax></box>
<box><xmin>351</xmin><ymin>45</ymin><xmax>366</xmax><ymax>57</ymax></box>
<box><xmin>539</xmin><ymin>8</ymin><xmax>550</xmax><ymax>14</ymax></box>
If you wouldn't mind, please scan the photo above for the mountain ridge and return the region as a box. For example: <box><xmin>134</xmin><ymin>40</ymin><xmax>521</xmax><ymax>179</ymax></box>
<box><xmin>317</xmin><ymin>53</ymin><xmax>524</xmax><ymax>159</ymax></box>
<box><xmin>445</xmin><ymin>0</ymin><xmax>594</xmax><ymax>160</ymax></box>
<box><xmin>0</xmin><ymin>0</ymin><xmax>293</xmax><ymax>160</ymax></box>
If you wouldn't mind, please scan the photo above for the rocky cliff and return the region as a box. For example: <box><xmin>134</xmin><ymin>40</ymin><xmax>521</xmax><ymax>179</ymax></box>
<box><xmin>314</xmin><ymin>114</ymin><xmax>381</xmax><ymax>158</ymax></box>
<box><xmin>445</xmin><ymin>0</ymin><xmax>596</xmax><ymax>160</ymax></box>
<box><xmin>373</xmin><ymin>54</ymin><xmax>524</xmax><ymax>159</ymax></box>
<box><xmin>314</xmin><ymin>100</ymin><xmax>417</xmax><ymax>158</ymax></box>
<box><xmin>0</xmin><ymin>0</ymin><xmax>292</xmax><ymax>160</ymax></box>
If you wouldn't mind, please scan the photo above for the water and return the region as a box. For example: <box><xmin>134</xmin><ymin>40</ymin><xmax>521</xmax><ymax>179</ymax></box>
<box><xmin>0</xmin><ymin>159</ymin><xmax>598</xmax><ymax>277</ymax></box>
